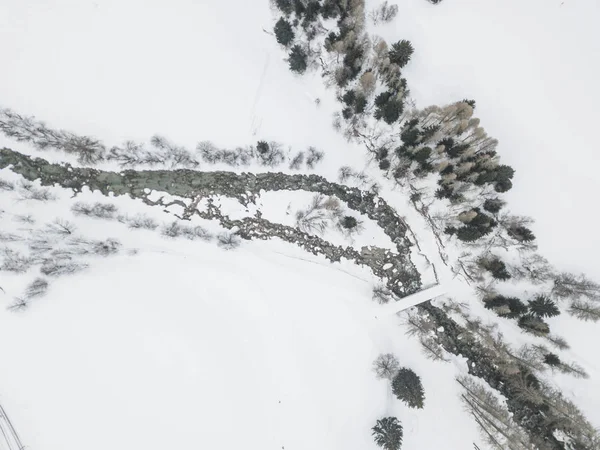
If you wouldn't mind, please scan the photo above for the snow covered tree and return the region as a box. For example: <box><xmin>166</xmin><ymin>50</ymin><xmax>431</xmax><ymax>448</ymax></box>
<box><xmin>388</xmin><ymin>40</ymin><xmax>414</xmax><ymax>68</ymax></box>
<box><xmin>372</xmin><ymin>417</ymin><xmax>403</xmax><ymax>450</ymax></box>
<box><xmin>484</xmin><ymin>295</ymin><xmax>528</xmax><ymax>319</ymax></box>
<box><xmin>552</xmin><ymin>272</ymin><xmax>600</xmax><ymax>301</ymax></box>
<box><xmin>274</xmin><ymin>17</ymin><xmax>295</xmax><ymax>46</ymax></box>
<box><xmin>478</xmin><ymin>256</ymin><xmax>511</xmax><ymax>281</ymax></box>
<box><xmin>370</xmin><ymin>1</ymin><xmax>399</xmax><ymax>25</ymax></box>
<box><xmin>483</xmin><ymin>198</ymin><xmax>504</xmax><ymax>214</ymax></box>
<box><xmin>373</xmin><ymin>353</ymin><xmax>400</xmax><ymax>380</ymax></box>
<box><xmin>518</xmin><ymin>314</ymin><xmax>550</xmax><ymax>336</ymax></box>
<box><xmin>528</xmin><ymin>295</ymin><xmax>560</xmax><ymax>318</ymax></box>
<box><xmin>288</xmin><ymin>45</ymin><xmax>308</xmax><ymax>73</ymax></box>
<box><xmin>568</xmin><ymin>299</ymin><xmax>600</xmax><ymax>322</ymax></box>
<box><xmin>274</xmin><ymin>0</ymin><xmax>293</xmax><ymax>15</ymax></box>
<box><xmin>392</xmin><ymin>368</ymin><xmax>425</xmax><ymax>409</ymax></box>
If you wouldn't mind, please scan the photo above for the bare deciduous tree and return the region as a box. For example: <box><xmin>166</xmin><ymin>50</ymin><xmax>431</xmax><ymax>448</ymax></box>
<box><xmin>372</xmin><ymin>353</ymin><xmax>400</xmax><ymax>380</ymax></box>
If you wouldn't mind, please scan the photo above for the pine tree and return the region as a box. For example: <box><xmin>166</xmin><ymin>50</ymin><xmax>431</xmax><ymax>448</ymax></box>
<box><xmin>274</xmin><ymin>17</ymin><xmax>295</xmax><ymax>46</ymax></box>
<box><xmin>392</xmin><ymin>368</ymin><xmax>425</xmax><ymax>409</ymax></box>
<box><xmin>388</xmin><ymin>40</ymin><xmax>414</xmax><ymax>68</ymax></box>
<box><xmin>275</xmin><ymin>0</ymin><xmax>293</xmax><ymax>15</ymax></box>
<box><xmin>568</xmin><ymin>299</ymin><xmax>600</xmax><ymax>322</ymax></box>
<box><xmin>544</xmin><ymin>353</ymin><xmax>561</xmax><ymax>367</ymax></box>
<box><xmin>484</xmin><ymin>295</ymin><xmax>528</xmax><ymax>319</ymax></box>
<box><xmin>528</xmin><ymin>295</ymin><xmax>560</xmax><ymax>318</ymax></box>
<box><xmin>288</xmin><ymin>45</ymin><xmax>308</xmax><ymax>73</ymax></box>
<box><xmin>372</xmin><ymin>417</ymin><xmax>403</xmax><ymax>450</ymax></box>
<box><xmin>483</xmin><ymin>198</ymin><xmax>504</xmax><ymax>214</ymax></box>
<box><xmin>518</xmin><ymin>314</ymin><xmax>550</xmax><ymax>335</ymax></box>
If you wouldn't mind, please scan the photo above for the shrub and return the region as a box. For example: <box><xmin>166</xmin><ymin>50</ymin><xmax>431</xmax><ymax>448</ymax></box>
<box><xmin>217</xmin><ymin>232</ymin><xmax>241</xmax><ymax>250</ymax></box>
<box><xmin>72</xmin><ymin>202</ymin><xmax>118</xmax><ymax>219</ymax></box>
<box><xmin>372</xmin><ymin>417</ymin><xmax>403</xmax><ymax>450</ymax></box>
<box><xmin>373</xmin><ymin>353</ymin><xmax>400</xmax><ymax>380</ymax></box>
<box><xmin>274</xmin><ymin>17</ymin><xmax>295</xmax><ymax>46</ymax></box>
<box><xmin>372</xmin><ymin>285</ymin><xmax>394</xmax><ymax>304</ymax></box>
<box><xmin>392</xmin><ymin>368</ymin><xmax>425</xmax><ymax>409</ymax></box>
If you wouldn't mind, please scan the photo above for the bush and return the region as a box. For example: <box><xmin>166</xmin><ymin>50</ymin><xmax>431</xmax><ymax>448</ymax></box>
<box><xmin>217</xmin><ymin>232</ymin><xmax>241</xmax><ymax>250</ymax></box>
<box><xmin>72</xmin><ymin>202</ymin><xmax>118</xmax><ymax>219</ymax></box>
<box><xmin>372</xmin><ymin>417</ymin><xmax>403</xmax><ymax>450</ymax></box>
<box><xmin>274</xmin><ymin>17</ymin><xmax>295</xmax><ymax>46</ymax></box>
<box><xmin>392</xmin><ymin>368</ymin><xmax>425</xmax><ymax>409</ymax></box>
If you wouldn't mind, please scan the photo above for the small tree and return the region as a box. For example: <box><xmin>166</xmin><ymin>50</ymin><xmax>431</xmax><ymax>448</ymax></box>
<box><xmin>553</xmin><ymin>272</ymin><xmax>600</xmax><ymax>301</ymax></box>
<box><xmin>388</xmin><ymin>40</ymin><xmax>414</xmax><ymax>68</ymax></box>
<box><xmin>568</xmin><ymin>299</ymin><xmax>600</xmax><ymax>322</ymax></box>
<box><xmin>288</xmin><ymin>45</ymin><xmax>308</xmax><ymax>73</ymax></box>
<box><xmin>518</xmin><ymin>314</ymin><xmax>550</xmax><ymax>336</ymax></box>
<box><xmin>373</xmin><ymin>353</ymin><xmax>400</xmax><ymax>380</ymax></box>
<box><xmin>483</xmin><ymin>198</ymin><xmax>504</xmax><ymax>214</ymax></box>
<box><xmin>392</xmin><ymin>368</ymin><xmax>425</xmax><ymax>409</ymax></box>
<box><xmin>341</xmin><ymin>216</ymin><xmax>358</xmax><ymax>229</ymax></box>
<box><xmin>274</xmin><ymin>17</ymin><xmax>295</xmax><ymax>46</ymax></box>
<box><xmin>372</xmin><ymin>417</ymin><xmax>403</xmax><ymax>450</ymax></box>
<box><xmin>528</xmin><ymin>295</ymin><xmax>560</xmax><ymax>318</ymax></box>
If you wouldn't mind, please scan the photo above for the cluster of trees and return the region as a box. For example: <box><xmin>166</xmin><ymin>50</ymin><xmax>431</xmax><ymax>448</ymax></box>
<box><xmin>0</xmin><ymin>106</ymin><xmax>323</xmax><ymax>171</ymax></box>
<box><xmin>373</xmin><ymin>354</ymin><xmax>425</xmax><ymax>409</ymax></box>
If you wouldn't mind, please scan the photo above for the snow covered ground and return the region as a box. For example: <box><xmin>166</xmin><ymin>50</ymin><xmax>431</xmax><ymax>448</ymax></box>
<box><xmin>1</xmin><ymin>0</ymin><xmax>599</xmax><ymax>448</ymax></box>
<box><xmin>0</xmin><ymin>179</ymin><xmax>480</xmax><ymax>449</ymax></box>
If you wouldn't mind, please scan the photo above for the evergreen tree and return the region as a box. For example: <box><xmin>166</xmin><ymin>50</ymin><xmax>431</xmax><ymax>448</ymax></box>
<box><xmin>374</xmin><ymin>92</ymin><xmax>404</xmax><ymax>124</ymax></box>
<box><xmin>379</xmin><ymin>159</ymin><xmax>391</xmax><ymax>170</ymax></box>
<box><xmin>275</xmin><ymin>0</ymin><xmax>293</xmax><ymax>15</ymax></box>
<box><xmin>412</xmin><ymin>147</ymin><xmax>432</xmax><ymax>164</ymax></box>
<box><xmin>508</xmin><ymin>225</ymin><xmax>536</xmax><ymax>242</ymax></box>
<box><xmin>341</xmin><ymin>216</ymin><xmax>358</xmax><ymax>229</ymax></box>
<box><xmin>481</xmin><ymin>257</ymin><xmax>511</xmax><ymax>281</ymax></box>
<box><xmin>256</xmin><ymin>140</ymin><xmax>270</xmax><ymax>154</ymax></box>
<box><xmin>388</xmin><ymin>40</ymin><xmax>414</xmax><ymax>68</ymax></box>
<box><xmin>484</xmin><ymin>295</ymin><xmax>528</xmax><ymax>319</ymax></box>
<box><xmin>528</xmin><ymin>295</ymin><xmax>560</xmax><ymax>318</ymax></box>
<box><xmin>544</xmin><ymin>353</ymin><xmax>562</xmax><ymax>367</ymax></box>
<box><xmin>518</xmin><ymin>314</ymin><xmax>550</xmax><ymax>335</ymax></box>
<box><xmin>355</xmin><ymin>94</ymin><xmax>367</xmax><ymax>114</ymax></box>
<box><xmin>372</xmin><ymin>417</ymin><xmax>403</xmax><ymax>450</ymax></box>
<box><xmin>274</xmin><ymin>17</ymin><xmax>295</xmax><ymax>46</ymax></box>
<box><xmin>392</xmin><ymin>368</ymin><xmax>425</xmax><ymax>409</ymax></box>
<box><xmin>288</xmin><ymin>45</ymin><xmax>308</xmax><ymax>73</ymax></box>
<box><xmin>483</xmin><ymin>198</ymin><xmax>504</xmax><ymax>214</ymax></box>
